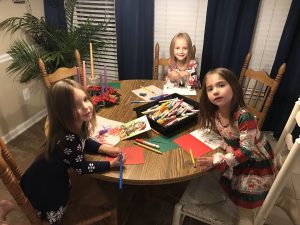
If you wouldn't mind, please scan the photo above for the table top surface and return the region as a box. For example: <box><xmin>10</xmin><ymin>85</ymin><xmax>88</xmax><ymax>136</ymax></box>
<box><xmin>87</xmin><ymin>80</ymin><xmax>209</xmax><ymax>185</ymax></box>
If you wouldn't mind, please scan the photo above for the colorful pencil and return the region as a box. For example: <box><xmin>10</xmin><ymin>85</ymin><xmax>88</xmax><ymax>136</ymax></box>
<box><xmin>189</xmin><ymin>148</ymin><xmax>196</xmax><ymax>168</ymax></box>
<box><xmin>133</xmin><ymin>141</ymin><xmax>162</xmax><ymax>154</ymax></box>
<box><xmin>119</xmin><ymin>151</ymin><xmax>123</xmax><ymax>189</ymax></box>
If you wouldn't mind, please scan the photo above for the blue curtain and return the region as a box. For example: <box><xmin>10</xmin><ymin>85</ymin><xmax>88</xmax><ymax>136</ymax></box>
<box><xmin>115</xmin><ymin>0</ymin><xmax>154</xmax><ymax>80</ymax></box>
<box><xmin>200</xmin><ymin>0</ymin><xmax>260</xmax><ymax>80</ymax></box>
<box><xmin>263</xmin><ymin>0</ymin><xmax>300</xmax><ymax>138</ymax></box>
<box><xmin>43</xmin><ymin>0</ymin><xmax>67</xmax><ymax>30</ymax></box>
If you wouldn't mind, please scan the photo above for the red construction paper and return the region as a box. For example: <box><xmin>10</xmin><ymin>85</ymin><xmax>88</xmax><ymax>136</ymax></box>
<box><xmin>173</xmin><ymin>133</ymin><xmax>212</xmax><ymax>157</ymax></box>
<box><xmin>105</xmin><ymin>146</ymin><xmax>144</xmax><ymax>165</ymax></box>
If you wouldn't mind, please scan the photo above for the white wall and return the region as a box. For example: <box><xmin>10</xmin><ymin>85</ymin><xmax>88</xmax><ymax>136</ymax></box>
<box><xmin>0</xmin><ymin>0</ymin><xmax>47</xmax><ymax>143</ymax></box>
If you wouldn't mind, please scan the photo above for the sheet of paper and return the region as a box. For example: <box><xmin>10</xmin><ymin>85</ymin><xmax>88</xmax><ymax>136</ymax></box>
<box><xmin>105</xmin><ymin>146</ymin><xmax>145</xmax><ymax>165</ymax></box>
<box><xmin>173</xmin><ymin>133</ymin><xmax>212</xmax><ymax>158</ymax></box>
<box><xmin>119</xmin><ymin>115</ymin><xmax>151</xmax><ymax>140</ymax></box>
<box><xmin>93</xmin><ymin>115</ymin><xmax>123</xmax><ymax>136</ymax></box>
<box><xmin>162</xmin><ymin>85</ymin><xmax>196</xmax><ymax>96</ymax></box>
<box><xmin>190</xmin><ymin>129</ymin><xmax>223</xmax><ymax>150</ymax></box>
<box><xmin>149</xmin><ymin>134</ymin><xmax>179</xmax><ymax>153</ymax></box>
<box><xmin>93</xmin><ymin>116</ymin><xmax>124</xmax><ymax>146</ymax></box>
<box><xmin>132</xmin><ymin>85</ymin><xmax>163</xmax><ymax>101</ymax></box>
<box><xmin>94</xmin><ymin>115</ymin><xmax>151</xmax><ymax>145</ymax></box>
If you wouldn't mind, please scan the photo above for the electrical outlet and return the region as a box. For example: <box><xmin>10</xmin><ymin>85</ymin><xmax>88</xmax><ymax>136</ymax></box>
<box><xmin>22</xmin><ymin>88</ymin><xmax>30</xmax><ymax>101</ymax></box>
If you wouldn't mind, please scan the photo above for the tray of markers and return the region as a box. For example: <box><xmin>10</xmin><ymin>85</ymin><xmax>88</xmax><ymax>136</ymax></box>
<box><xmin>133</xmin><ymin>93</ymin><xmax>199</xmax><ymax>135</ymax></box>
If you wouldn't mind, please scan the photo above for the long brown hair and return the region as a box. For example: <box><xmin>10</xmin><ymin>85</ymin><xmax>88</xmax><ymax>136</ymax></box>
<box><xmin>199</xmin><ymin>68</ymin><xmax>246</xmax><ymax>130</ymax></box>
<box><xmin>169</xmin><ymin>32</ymin><xmax>194</xmax><ymax>67</ymax></box>
<box><xmin>46</xmin><ymin>79</ymin><xmax>96</xmax><ymax>154</ymax></box>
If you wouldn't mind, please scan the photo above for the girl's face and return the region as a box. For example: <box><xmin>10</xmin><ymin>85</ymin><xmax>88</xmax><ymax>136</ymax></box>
<box><xmin>173</xmin><ymin>38</ymin><xmax>188</xmax><ymax>63</ymax></box>
<box><xmin>206</xmin><ymin>73</ymin><xmax>233</xmax><ymax>111</ymax></box>
<box><xmin>73</xmin><ymin>88</ymin><xmax>93</xmax><ymax>123</ymax></box>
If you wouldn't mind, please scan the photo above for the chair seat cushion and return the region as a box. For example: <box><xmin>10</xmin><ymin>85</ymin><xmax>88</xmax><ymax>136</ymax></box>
<box><xmin>181</xmin><ymin>198</ymin><xmax>237</xmax><ymax>225</ymax></box>
<box><xmin>180</xmin><ymin>171</ymin><xmax>227</xmax><ymax>205</ymax></box>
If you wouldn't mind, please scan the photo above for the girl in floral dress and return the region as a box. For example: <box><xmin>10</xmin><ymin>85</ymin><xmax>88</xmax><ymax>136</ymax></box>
<box><xmin>0</xmin><ymin>79</ymin><xmax>126</xmax><ymax>224</ymax></box>
<box><xmin>197</xmin><ymin>68</ymin><xmax>276</xmax><ymax>224</ymax></box>
<box><xmin>166</xmin><ymin>32</ymin><xmax>198</xmax><ymax>88</ymax></box>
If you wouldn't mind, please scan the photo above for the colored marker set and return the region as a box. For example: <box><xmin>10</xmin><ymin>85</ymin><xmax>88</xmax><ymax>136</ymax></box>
<box><xmin>140</xmin><ymin>97</ymin><xmax>199</xmax><ymax>127</ymax></box>
<box><xmin>133</xmin><ymin>93</ymin><xmax>200</xmax><ymax>135</ymax></box>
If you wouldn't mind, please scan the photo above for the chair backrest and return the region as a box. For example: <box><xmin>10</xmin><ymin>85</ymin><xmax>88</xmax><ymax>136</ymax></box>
<box><xmin>254</xmin><ymin>99</ymin><xmax>300</xmax><ymax>225</ymax></box>
<box><xmin>38</xmin><ymin>49</ymin><xmax>83</xmax><ymax>88</ymax></box>
<box><xmin>153</xmin><ymin>42</ymin><xmax>196</xmax><ymax>80</ymax></box>
<box><xmin>239</xmin><ymin>52</ymin><xmax>286</xmax><ymax>129</ymax></box>
<box><xmin>0</xmin><ymin>138</ymin><xmax>43</xmax><ymax>225</ymax></box>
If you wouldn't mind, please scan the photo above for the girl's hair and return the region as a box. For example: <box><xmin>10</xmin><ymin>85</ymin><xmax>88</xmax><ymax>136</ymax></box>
<box><xmin>199</xmin><ymin>68</ymin><xmax>246</xmax><ymax>130</ymax></box>
<box><xmin>46</xmin><ymin>79</ymin><xmax>96</xmax><ymax>154</ymax></box>
<box><xmin>169</xmin><ymin>32</ymin><xmax>194</xmax><ymax>66</ymax></box>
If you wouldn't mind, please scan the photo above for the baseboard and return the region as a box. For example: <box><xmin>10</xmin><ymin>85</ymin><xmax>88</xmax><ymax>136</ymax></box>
<box><xmin>1</xmin><ymin>108</ymin><xmax>47</xmax><ymax>144</ymax></box>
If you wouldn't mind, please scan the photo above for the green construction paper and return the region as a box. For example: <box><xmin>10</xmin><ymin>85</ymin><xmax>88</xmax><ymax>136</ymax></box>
<box><xmin>108</xmin><ymin>82</ymin><xmax>121</xmax><ymax>89</ymax></box>
<box><xmin>149</xmin><ymin>134</ymin><xmax>179</xmax><ymax>152</ymax></box>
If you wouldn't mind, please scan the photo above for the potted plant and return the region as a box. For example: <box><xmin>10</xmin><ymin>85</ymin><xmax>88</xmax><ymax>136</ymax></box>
<box><xmin>0</xmin><ymin>0</ymin><xmax>108</xmax><ymax>83</ymax></box>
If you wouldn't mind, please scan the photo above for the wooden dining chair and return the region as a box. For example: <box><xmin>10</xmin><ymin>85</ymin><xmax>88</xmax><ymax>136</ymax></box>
<box><xmin>38</xmin><ymin>49</ymin><xmax>83</xmax><ymax>88</ymax></box>
<box><xmin>153</xmin><ymin>42</ymin><xmax>196</xmax><ymax>80</ymax></box>
<box><xmin>0</xmin><ymin>137</ymin><xmax>118</xmax><ymax>225</ymax></box>
<box><xmin>239</xmin><ymin>52</ymin><xmax>286</xmax><ymax>129</ymax></box>
<box><xmin>172</xmin><ymin>98</ymin><xmax>300</xmax><ymax>225</ymax></box>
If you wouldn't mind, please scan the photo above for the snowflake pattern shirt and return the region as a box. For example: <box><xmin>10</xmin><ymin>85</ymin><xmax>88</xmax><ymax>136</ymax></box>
<box><xmin>20</xmin><ymin>131</ymin><xmax>110</xmax><ymax>224</ymax></box>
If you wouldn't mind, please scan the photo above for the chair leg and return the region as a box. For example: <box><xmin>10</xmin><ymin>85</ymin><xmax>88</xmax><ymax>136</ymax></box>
<box><xmin>110</xmin><ymin>208</ymin><xmax>118</xmax><ymax>225</ymax></box>
<box><xmin>172</xmin><ymin>203</ymin><xmax>184</xmax><ymax>225</ymax></box>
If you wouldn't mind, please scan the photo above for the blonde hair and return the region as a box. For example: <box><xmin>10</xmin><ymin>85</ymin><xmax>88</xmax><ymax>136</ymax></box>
<box><xmin>169</xmin><ymin>32</ymin><xmax>194</xmax><ymax>67</ymax></box>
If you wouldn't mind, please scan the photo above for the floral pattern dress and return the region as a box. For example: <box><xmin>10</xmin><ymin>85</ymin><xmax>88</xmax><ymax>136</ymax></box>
<box><xmin>20</xmin><ymin>131</ymin><xmax>110</xmax><ymax>224</ymax></box>
<box><xmin>167</xmin><ymin>59</ymin><xmax>198</xmax><ymax>87</ymax></box>
<box><xmin>212</xmin><ymin>108</ymin><xmax>276</xmax><ymax>209</ymax></box>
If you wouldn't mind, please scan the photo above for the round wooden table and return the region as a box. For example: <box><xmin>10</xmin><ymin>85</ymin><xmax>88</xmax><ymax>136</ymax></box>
<box><xmin>86</xmin><ymin>80</ymin><xmax>209</xmax><ymax>185</ymax></box>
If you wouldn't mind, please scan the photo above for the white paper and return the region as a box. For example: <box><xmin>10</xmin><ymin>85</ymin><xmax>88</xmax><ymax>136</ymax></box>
<box><xmin>163</xmin><ymin>85</ymin><xmax>197</xmax><ymax>96</ymax></box>
<box><xmin>190</xmin><ymin>129</ymin><xmax>223</xmax><ymax>150</ymax></box>
<box><xmin>132</xmin><ymin>85</ymin><xmax>163</xmax><ymax>101</ymax></box>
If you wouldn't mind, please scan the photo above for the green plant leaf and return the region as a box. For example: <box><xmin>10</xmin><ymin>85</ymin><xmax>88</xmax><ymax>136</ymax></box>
<box><xmin>1</xmin><ymin>0</ymin><xmax>109</xmax><ymax>83</ymax></box>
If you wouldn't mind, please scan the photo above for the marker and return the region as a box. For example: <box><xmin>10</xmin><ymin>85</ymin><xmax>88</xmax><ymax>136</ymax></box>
<box><xmin>119</xmin><ymin>151</ymin><xmax>123</xmax><ymax>189</ymax></box>
<box><xmin>131</xmin><ymin>100</ymin><xmax>150</xmax><ymax>103</ymax></box>
<box><xmin>190</xmin><ymin>148</ymin><xmax>196</xmax><ymax>168</ymax></box>
<box><xmin>150</xmin><ymin>94</ymin><xmax>169</xmax><ymax>101</ymax></box>
<box><xmin>135</xmin><ymin>138</ymin><xmax>160</xmax><ymax>149</ymax></box>
<box><xmin>140</xmin><ymin>86</ymin><xmax>155</xmax><ymax>94</ymax></box>
<box><xmin>133</xmin><ymin>142</ymin><xmax>162</xmax><ymax>154</ymax></box>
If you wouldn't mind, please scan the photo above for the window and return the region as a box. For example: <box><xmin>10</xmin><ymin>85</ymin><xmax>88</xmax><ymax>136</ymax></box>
<box><xmin>73</xmin><ymin>0</ymin><xmax>119</xmax><ymax>80</ymax></box>
<box><xmin>250</xmin><ymin>0</ymin><xmax>292</xmax><ymax>73</ymax></box>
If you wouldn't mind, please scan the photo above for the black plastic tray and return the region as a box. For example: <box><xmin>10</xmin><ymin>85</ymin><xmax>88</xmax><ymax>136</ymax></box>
<box><xmin>133</xmin><ymin>93</ymin><xmax>199</xmax><ymax>136</ymax></box>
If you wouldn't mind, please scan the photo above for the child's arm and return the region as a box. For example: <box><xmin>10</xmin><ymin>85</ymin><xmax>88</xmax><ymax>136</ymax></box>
<box><xmin>167</xmin><ymin>66</ymin><xmax>180</xmax><ymax>82</ymax></box>
<box><xmin>212</xmin><ymin>112</ymin><xmax>258</xmax><ymax>173</ymax></box>
<box><xmin>61</xmin><ymin>135</ymin><xmax>119</xmax><ymax>174</ymax></box>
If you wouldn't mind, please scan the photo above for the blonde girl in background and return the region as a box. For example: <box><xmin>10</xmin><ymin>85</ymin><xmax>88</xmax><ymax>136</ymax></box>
<box><xmin>166</xmin><ymin>32</ymin><xmax>198</xmax><ymax>88</ymax></box>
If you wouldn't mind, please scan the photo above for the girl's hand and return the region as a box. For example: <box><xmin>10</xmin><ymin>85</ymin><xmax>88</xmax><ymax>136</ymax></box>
<box><xmin>168</xmin><ymin>71</ymin><xmax>180</xmax><ymax>82</ymax></box>
<box><xmin>99</xmin><ymin>144</ymin><xmax>120</xmax><ymax>157</ymax></box>
<box><xmin>110</xmin><ymin>153</ymin><xmax>127</xmax><ymax>168</ymax></box>
<box><xmin>196</xmin><ymin>156</ymin><xmax>214</xmax><ymax>169</ymax></box>
<box><xmin>225</xmin><ymin>145</ymin><xmax>234</xmax><ymax>154</ymax></box>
